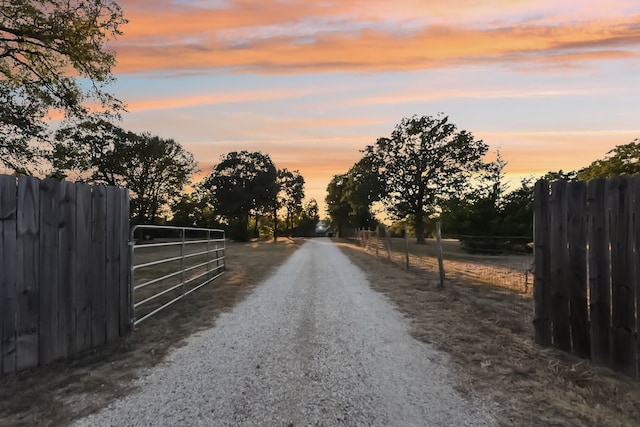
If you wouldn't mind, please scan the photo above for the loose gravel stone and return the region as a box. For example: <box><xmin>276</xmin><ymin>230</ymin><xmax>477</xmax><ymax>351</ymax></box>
<box><xmin>74</xmin><ymin>238</ymin><xmax>495</xmax><ymax>426</ymax></box>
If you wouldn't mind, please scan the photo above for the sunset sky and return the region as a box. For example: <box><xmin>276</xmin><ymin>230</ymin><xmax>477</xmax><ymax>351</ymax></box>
<box><xmin>108</xmin><ymin>0</ymin><xmax>640</xmax><ymax>215</ymax></box>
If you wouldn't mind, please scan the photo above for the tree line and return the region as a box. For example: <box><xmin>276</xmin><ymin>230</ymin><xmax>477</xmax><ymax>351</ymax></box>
<box><xmin>178</xmin><ymin>151</ymin><xmax>320</xmax><ymax>241</ymax></box>
<box><xmin>3</xmin><ymin>1</ymin><xmax>639</xmax><ymax>244</ymax></box>
<box><xmin>0</xmin><ymin>1</ymin><xmax>319</xmax><ymax>241</ymax></box>
<box><xmin>32</xmin><ymin>116</ymin><xmax>321</xmax><ymax>240</ymax></box>
<box><xmin>326</xmin><ymin>113</ymin><xmax>640</xmax><ymax>246</ymax></box>
<box><xmin>51</xmin><ymin>121</ymin><xmax>320</xmax><ymax>240</ymax></box>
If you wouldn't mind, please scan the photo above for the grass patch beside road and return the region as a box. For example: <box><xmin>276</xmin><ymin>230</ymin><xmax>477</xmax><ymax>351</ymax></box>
<box><xmin>338</xmin><ymin>240</ymin><xmax>640</xmax><ymax>427</ymax></box>
<box><xmin>0</xmin><ymin>238</ymin><xmax>303</xmax><ymax>427</ymax></box>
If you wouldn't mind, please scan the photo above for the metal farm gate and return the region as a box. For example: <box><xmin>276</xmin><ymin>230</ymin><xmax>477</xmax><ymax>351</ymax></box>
<box><xmin>129</xmin><ymin>225</ymin><xmax>226</xmax><ymax>326</ymax></box>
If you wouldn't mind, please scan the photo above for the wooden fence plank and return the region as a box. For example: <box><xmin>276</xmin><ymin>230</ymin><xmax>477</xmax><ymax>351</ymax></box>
<box><xmin>90</xmin><ymin>186</ymin><xmax>107</xmax><ymax>347</ymax></box>
<box><xmin>587</xmin><ymin>179</ymin><xmax>610</xmax><ymax>366</ymax></box>
<box><xmin>0</xmin><ymin>175</ymin><xmax>17</xmax><ymax>373</ymax></box>
<box><xmin>1</xmin><ymin>175</ymin><xmax>131</xmax><ymax>373</ymax></box>
<box><xmin>38</xmin><ymin>178</ymin><xmax>60</xmax><ymax>365</ymax></box>
<box><xmin>534</xmin><ymin>180</ymin><xmax>552</xmax><ymax>347</ymax></box>
<box><xmin>608</xmin><ymin>176</ymin><xmax>636</xmax><ymax>377</ymax></box>
<box><xmin>58</xmin><ymin>181</ymin><xmax>77</xmax><ymax>358</ymax></box>
<box><xmin>549</xmin><ymin>180</ymin><xmax>571</xmax><ymax>352</ymax></box>
<box><xmin>16</xmin><ymin>176</ymin><xmax>40</xmax><ymax>370</ymax></box>
<box><xmin>118</xmin><ymin>188</ymin><xmax>130</xmax><ymax>336</ymax></box>
<box><xmin>74</xmin><ymin>183</ymin><xmax>92</xmax><ymax>353</ymax></box>
<box><xmin>105</xmin><ymin>186</ymin><xmax>120</xmax><ymax>342</ymax></box>
<box><xmin>633</xmin><ymin>176</ymin><xmax>640</xmax><ymax>378</ymax></box>
<box><xmin>567</xmin><ymin>181</ymin><xmax>590</xmax><ymax>358</ymax></box>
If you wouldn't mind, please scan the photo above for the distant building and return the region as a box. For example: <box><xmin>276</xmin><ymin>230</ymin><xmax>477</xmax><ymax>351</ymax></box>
<box><xmin>315</xmin><ymin>221</ymin><xmax>330</xmax><ymax>237</ymax></box>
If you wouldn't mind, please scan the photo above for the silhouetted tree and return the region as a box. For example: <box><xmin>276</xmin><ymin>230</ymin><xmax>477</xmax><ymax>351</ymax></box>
<box><xmin>325</xmin><ymin>174</ymin><xmax>351</xmax><ymax>237</ymax></box>
<box><xmin>274</xmin><ymin>168</ymin><xmax>305</xmax><ymax>240</ymax></box>
<box><xmin>577</xmin><ymin>139</ymin><xmax>640</xmax><ymax>180</ymax></box>
<box><xmin>367</xmin><ymin>114</ymin><xmax>489</xmax><ymax>243</ymax></box>
<box><xmin>296</xmin><ymin>199</ymin><xmax>321</xmax><ymax>237</ymax></box>
<box><xmin>53</xmin><ymin>119</ymin><xmax>197</xmax><ymax>223</ymax></box>
<box><xmin>171</xmin><ymin>188</ymin><xmax>219</xmax><ymax>228</ymax></box>
<box><xmin>343</xmin><ymin>153</ymin><xmax>381</xmax><ymax>230</ymax></box>
<box><xmin>0</xmin><ymin>0</ymin><xmax>126</xmax><ymax>170</ymax></box>
<box><xmin>204</xmin><ymin>151</ymin><xmax>277</xmax><ymax>241</ymax></box>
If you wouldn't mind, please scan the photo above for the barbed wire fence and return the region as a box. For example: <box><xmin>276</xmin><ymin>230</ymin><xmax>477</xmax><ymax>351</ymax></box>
<box><xmin>349</xmin><ymin>224</ymin><xmax>535</xmax><ymax>336</ymax></box>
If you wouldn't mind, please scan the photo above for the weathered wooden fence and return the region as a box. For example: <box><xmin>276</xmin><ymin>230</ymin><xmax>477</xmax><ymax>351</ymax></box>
<box><xmin>534</xmin><ymin>177</ymin><xmax>640</xmax><ymax>378</ymax></box>
<box><xmin>0</xmin><ymin>174</ymin><xmax>129</xmax><ymax>374</ymax></box>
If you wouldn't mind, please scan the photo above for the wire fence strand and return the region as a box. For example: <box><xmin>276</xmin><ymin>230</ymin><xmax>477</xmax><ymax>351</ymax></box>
<box><xmin>348</xmin><ymin>227</ymin><xmax>535</xmax><ymax>336</ymax></box>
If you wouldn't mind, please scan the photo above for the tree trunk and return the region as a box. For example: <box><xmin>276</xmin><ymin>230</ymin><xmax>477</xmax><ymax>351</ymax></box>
<box><xmin>273</xmin><ymin>207</ymin><xmax>278</xmax><ymax>242</ymax></box>
<box><xmin>253</xmin><ymin>214</ymin><xmax>259</xmax><ymax>238</ymax></box>
<box><xmin>286</xmin><ymin>211</ymin><xmax>291</xmax><ymax>236</ymax></box>
<box><xmin>234</xmin><ymin>213</ymin><xmax>250</xmax><ymax>241</ymax></box>
<box><xmin>415</xmin><ymin>210</ymin><xmax>426</xmax><ymax>244</ymax></box>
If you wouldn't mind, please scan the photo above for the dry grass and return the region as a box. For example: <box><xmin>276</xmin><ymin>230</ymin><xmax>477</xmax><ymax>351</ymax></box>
<box><xmin>4</xmin><ymin>236</ymin><xmax>638</xmax><ymax>426</ymax></box>
<box><xmin>0</xmin><ymin>238</ymin><xmax>303</xmax><ymax>427</ymax></box>
<box><xmin>365</xmin><ymin>236</ymin><xmax>534</xmax><ymax>294</ymax></box>
<box><xmin>338</xmin><ymin>240</ymin><xmax>640</xmax><ymax>427</ymax></box>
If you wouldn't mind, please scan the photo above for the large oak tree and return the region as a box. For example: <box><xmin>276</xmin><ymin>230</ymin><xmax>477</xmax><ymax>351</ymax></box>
<box><xmin>274</xmin><ymin>168</ymin><xmax>305</xmax><ymax>240</ymax></box>
<box><xmin>204</xmin><ymin>151</ymin><xmax>278</xmax><ymax>241</ymax></box>
<box><xmin>325</xmin><ymin>173</ymin><xmax>351</xmax><ymax>237</ymax></box>
<box><xmin>53</xmin><ymin>119</ymin><xmax>197</xmax><ymax>223</ymax></box>
<box><xmin>367</xmin><ymin>114</ymin><xmax>489</xmax><ymax>243</ymax></box>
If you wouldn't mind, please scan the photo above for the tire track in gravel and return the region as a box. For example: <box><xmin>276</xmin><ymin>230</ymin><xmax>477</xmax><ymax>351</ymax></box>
<box><xmin>73</xmin><ymin>238</ymin><xmax>495</xmax><ymax>426</ymax></box>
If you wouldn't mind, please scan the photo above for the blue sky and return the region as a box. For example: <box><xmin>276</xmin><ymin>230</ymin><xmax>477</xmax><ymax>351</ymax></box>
<box><xmin>106</xmin><ymin>0</ymin><xmax>640</xmax><ymax>213</ymax></box>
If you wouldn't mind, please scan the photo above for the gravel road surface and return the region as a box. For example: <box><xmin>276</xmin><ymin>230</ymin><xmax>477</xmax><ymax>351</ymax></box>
<box><xmin>74</xmin><ymin>238</ymin><xmax>495</xmax><ymax>426</ymax></box>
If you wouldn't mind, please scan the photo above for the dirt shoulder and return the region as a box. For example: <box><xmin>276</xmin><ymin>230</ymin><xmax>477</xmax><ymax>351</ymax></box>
<box><xmin>0</xmin><ymin>238</ymin><xmax>303</xmax><ymax>427</ymax></box>
<box><xmin>337</xmin><ymin>241</ymin><xmax>640</xmax><ymax>427</ymax></box>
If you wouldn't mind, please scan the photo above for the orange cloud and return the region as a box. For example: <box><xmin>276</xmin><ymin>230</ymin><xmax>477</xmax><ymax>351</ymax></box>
<box><xmin>125</xmin><ymin>86</ymin><xmax>338</xmax><ymax>112</ymax></box>
<box><xmin>112</xmin><ymin>1</ymin><xmax>640</xmax><ymax>75</ymax></box>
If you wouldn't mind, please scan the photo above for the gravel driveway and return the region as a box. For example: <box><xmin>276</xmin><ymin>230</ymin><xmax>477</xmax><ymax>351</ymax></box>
<box><xmin>74</xmin><ymin>238</ymin><xmax>495</xmax><ymax>426</ymax></box>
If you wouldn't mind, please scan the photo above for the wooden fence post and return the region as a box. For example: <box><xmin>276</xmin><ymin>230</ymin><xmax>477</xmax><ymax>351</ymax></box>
<box><xmin>90</xmin><ymin>185</ymin><xmax>107</xmax><ymax>348</ymax></box>
<box><xmin>105</xmin><ymin>186</ymin><xmax>121</xmax><ymax>343</ymax></box>
<box><xmin>0</xmin><ymin>175</ymin><xmax>17</xmax><ymax>373</ymax></box>
<box><xmin>436</xmin><ymin>221</ymin><xmax>445</xmax><ymax>289</ymax></box>
<box><xmin>119</xmin><ymin>188</ymin><xmax>130</xmax><ymax>336</ymax></box>
<box><xmin>385</xmin><ymin>225</ymin><xmax>392</xmax><ymax>261</ymax></box>
<box><xmin>58</xmin><ymin>180</ymin><xmax>77</xmax><ymax>359</ymax></box>
<box><xmin>75</xmin><ymin>183</ymin><xmax>92</xmax><ymax>353</ymax></box>
<box><xmin>633</xmin><ymin>177</ymin><xmax>640</xmax><ymax>377</ymax></box>
<box><xmin>39</xmin><ymin>178</ymin><xmax>60</xmax><ymax>365</ymax></box>
<box><xmin>567</xmin><ymin>181</ymin><xmax>590</xmax><ymax>358</ymax></box>
<box><xmin>608</xmin><ymin>177</ymin><xmax>637</xmax><ymax>377</ymax></box>
<box><xmin>549</xmin><ymin>180</ymin><xmax>571</xmax><ymax>352</ymax></box>
<box><xmin>534</xmin><ymin>180</ymin><xmax>552</xmax><ymax>347</ymax></box>
<box><xmin>587</xmin><ymin>179</ymin><xmax>610</xmax><ymax>366</ymax></box>
<box><xmin>16</xmin><ymin>176</ymin><xmax>40</xmax><ymax>370</ymax></box>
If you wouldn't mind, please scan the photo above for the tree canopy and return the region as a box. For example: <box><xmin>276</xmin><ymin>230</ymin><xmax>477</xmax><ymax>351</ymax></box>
<box><xmin>0</xmin><ymin>0</ymin><xmax>126</xmax><ymax>169</ymax></box>
<box><xmin>53</xmin><ymin>119</ymin><xmax>197</xmax><ymax>223</ymax></box>
<box><xmin>325</xmin><ymin>174</ymin><xmax>352</xmax><ymax>237</ymax></box>
<box><xmin>296</xmin><ymin>198</ymin><xmax>321</xmax><ymax>237</ymax></box>
<box><xmin>577</xmin><ymin>139</ymin><xmax>640</xmax><ymax>180</ymax></box>
<box><xmin>366</xmin><ymin>114</ymin><xmax>489</xmax><ymax>243</ymax></box>
<box><xmin>170</xmin><ymin>189</ymin><xmax>219</xmax><ymax>228</ymax></box>
<box><xmin>274</xmin><ymin>168</ymin><xmax>305</xmax><ymax>240</ymax></box>
<box><xmin>325</xmin><ymin>154</ymin><xmax>381</xmax><ymax>236</ymax></box>
<box><xmin>204</xmin><ymin>151</ymin><xmax>278</xmax><ymax>241</ymax></box>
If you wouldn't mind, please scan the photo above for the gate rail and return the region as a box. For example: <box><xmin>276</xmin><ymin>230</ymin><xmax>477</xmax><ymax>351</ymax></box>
<box><xmin>130</xmin><ymin>225</ymin><xmax>226</xmax><ymax>326</ymax></box>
